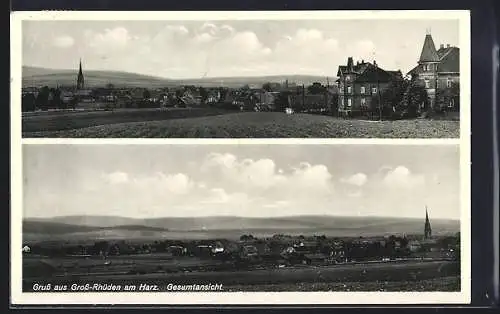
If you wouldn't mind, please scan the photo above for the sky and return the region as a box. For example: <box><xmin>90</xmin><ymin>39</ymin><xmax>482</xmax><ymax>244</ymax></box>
<box><xmin>23</xmin><ymin>144</ymin><xmax>461</xmax><ymax>220</ymax></box>
<box><xmin>22</xmin><ymin>19</ymin><xmax>459</xmax><ymax>79</ymax></box>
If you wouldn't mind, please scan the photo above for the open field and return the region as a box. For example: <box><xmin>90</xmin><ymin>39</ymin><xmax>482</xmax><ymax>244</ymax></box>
<box><xmin>224</xmin><ymin>276</ymin><xmax>460</xmax><ymax>292</ymax></box>
<box><xmin>22</xmin><ymin>110</ymin><xmax>460</xmax><ymax>138</ymax></box>
<box><xmin>22</xmin><ymin>256</ymin><xmax>460</xmax><ymax>292</ymax></box>
<box><xmin>22</xmin><ymin>108</ymin><xmax>232</xmax><ymax>135</ymax></box>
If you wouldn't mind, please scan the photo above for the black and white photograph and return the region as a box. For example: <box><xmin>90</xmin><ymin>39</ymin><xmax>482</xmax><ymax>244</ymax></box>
<box><xmin>18</xmin><ymin>144</ymin><xmax>465</xmax><ymax>299</ymax></box>
<box><xmin>10</xmin><ymin>10</ymin><xmax>471</xmax><ymax>306</ymax></box>
<box><xmin>17</xmin><ymin>12</ymin><xmax>466</xmax><ymax>138</ymax></box>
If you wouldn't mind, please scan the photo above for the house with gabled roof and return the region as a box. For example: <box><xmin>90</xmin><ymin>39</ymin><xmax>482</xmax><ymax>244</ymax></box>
<box><xmin>407</xmin><ymin>33</ymin><xmax>460</xmax><ymax>110</ymax></box>
<box><xmin>336</xmin><ymin>57</ymin><xmax>403</xmax><ymax>117</ymax></box>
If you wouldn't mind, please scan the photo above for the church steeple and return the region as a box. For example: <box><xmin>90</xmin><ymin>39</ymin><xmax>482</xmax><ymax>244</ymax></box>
<box><xmin>77</xmin><ymin>58</ymin><xmax>85</xmax><ymax>90</ymax></box>
<box><xmin>424</xmin><ymin>206</ymin><xmax>432</xmax><ymax>239</ymax></box>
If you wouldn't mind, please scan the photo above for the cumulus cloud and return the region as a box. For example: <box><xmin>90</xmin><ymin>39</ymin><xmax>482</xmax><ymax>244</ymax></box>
<box><xmin>382</xmin><ymin>166</ymin><xmax>425</xmax><ymax>188</ymax></box>
<box><xmin>201</xmin><ymin>153</ymin><xmax>334</xmax><ymax>198</ymax></box>
<box><xmin>341</xmin><ymin>173</ymin><xmax>368</xmax><ymax>187</ymax></box>
<box><xmin>52</xmin><ymin>35</ymin><xmax>75</xmax><ymax>48</ymax></box>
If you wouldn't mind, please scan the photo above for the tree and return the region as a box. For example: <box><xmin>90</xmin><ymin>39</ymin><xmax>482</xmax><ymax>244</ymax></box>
<box><xmin>105</xmin><ymin>83</ymin><xmax>115</xmax><ymax>90</ymax></box>
<box><xmin>50</xmin><ymin>88</ymin><xmax>62</xmax><ymax>109</ymax></box>
<box><xmin>435</xmin><ymin>81</ymin><xmax>460</xmax><ymax>112</ymax></box>
<box><xmin>219</xmin><ymin>88</ymin><xmax>227</xmax><ymax>101</ymax></box>
<box><xmin>36</xmin><ymin>86</ymin><xmax>50</xmax><ymax>110</ymax></box>
<box><xmin>22</xmin><ymin>93</ymin><xmax>36</xmax><ymax>112</ymax></box>
<box><xmin>399</xmin><ymin>79</ymin><xmax>429</xmax><ymax>118</ymax></box>
<box><xmin>199</xmin><ymin>86</ymin><xmax>208</xmax><ymax>103</ymax></box>
<box><xmin>240</xmin><ymin>234</ymin><xmax>254</xmax><ymax>241</ymax></box>
<box><xmin>143</xmin><ymin>88</ymin><xmax>151</xmax><ymax>100</ymax></box>
<box><xmin>370</xmin><ymin>79</ymin><xmax>409</xmax><ymax>119</ymax></box>
<box><xmin>307</xmin><ymin>82</ymin><xmax>326</xmax><ymax>95</ymax></box>
<box><xmin>262</xmin><ymin>82</ymin><xmax>273</xmax><ymax>92</ymax></box>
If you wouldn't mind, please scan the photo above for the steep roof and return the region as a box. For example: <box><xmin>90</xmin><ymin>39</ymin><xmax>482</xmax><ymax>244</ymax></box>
<box><xmin>407</xmin><ymin>46</ymin><xmax>460</xmax><ymax>75</ymax></box>
<box><xmin>337</xmin><ymin>59</ymin><xmax>400</xmax><ymax>83</ymax></box>
<box><xmin>437</xmin><ymin>47</ymin><xmax>460</xmax><ymax>72</ymax></box>
<box><xmin>419</xmin><ymin>34</ymin><xmax>440</xmax><ymax>62</ymax></box>
<box><xmin>354</xmin><ymin>65</ymin><xmax>402</xmax><ymax>83</ymax></box>
<box><xmin>336</xmin><ymin>62</ymin><xmax>370</xmax><ymax>77</ymax></box>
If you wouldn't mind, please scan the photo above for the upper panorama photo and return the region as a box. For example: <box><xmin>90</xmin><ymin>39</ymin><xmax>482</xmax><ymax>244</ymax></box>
<box><xmin>18</xmin><ymin>12</ymin><xmax>465</xmax><ymax>138</ymax></box>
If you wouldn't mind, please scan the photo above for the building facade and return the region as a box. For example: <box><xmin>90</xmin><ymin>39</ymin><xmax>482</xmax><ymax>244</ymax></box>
<box><xmin>336</xmin><ymin>57</ymin><xmax>403</xmax><ymax>117</ymax></box>
<box><xmin>408</xmin><ymin>33</ymin><xmax>460</xmax><ymax>110</ymax></box>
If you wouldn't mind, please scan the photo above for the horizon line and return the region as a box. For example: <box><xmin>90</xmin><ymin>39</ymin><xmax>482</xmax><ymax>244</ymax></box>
<box><xmin>23</xmin><ymin>213</ymin><xmax>460</xmax><ymax>221</ymax></box>
<box><xmin>22</xmin><ymin>65</ymin><xmax>339</xmax><ymax>82</ymax></box>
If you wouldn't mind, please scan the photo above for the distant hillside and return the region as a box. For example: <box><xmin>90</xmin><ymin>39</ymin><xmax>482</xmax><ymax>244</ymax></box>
<box><xmin>23</xmin><ymin>220</ymin><xmax>170</xmax><ymax>234</ymax></box>
<box><xmin>23</xmin><ymin>215</ymin><xmax>460</xmax><ymax>242</ymax></box>
<box><xmin>22</xmin><ymin>66</ymin><xmax>334</xmax><ymax>89</ymax></box>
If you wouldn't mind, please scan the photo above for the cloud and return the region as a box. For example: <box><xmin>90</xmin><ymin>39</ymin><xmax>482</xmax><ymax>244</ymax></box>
<box><xmin>341</xmin><ymin>173</ymin><xmax>368</xmax><ymax>187</ymax></box>
<box><xmin>132</xmin><ymin>172</ymin><xmax>194</xmax><ymax>195</ymax></box>
<box><xmin>274</xmin><ymin>28</ymin><xmax>339</xmax><ymax>57</ymax></box>
<box><xmin>382</xmin><ymin>166</ymin><xmax>425</xmax><ymax>188</ymax></box>
<box><xmin>85</xmin><ymin>27</ymin><xmax>131</xmax><ymax>49</ymax></box>
<box><xmin>103</xmin><ymin>171</ymin><xmax>129</xmax><ymax>184</ymax></box>
<box><xmin>52</xmin><ymin>35</ymin><xmax>75</xmax><ymax>48</ymax></box>
<box><xmin>102</xmin><ymin>171</ymin><xmax>194</xmax><ymax>195</ymax></box>
<box><xmin>201</xmin><ymin>153</ymin><xmax>334</xmax><ymax>198</ymax></box>
<box><xmin>200</xmin><ymin>188</ymin><xmax>249</xmax><ymax>205</ymax></box>
<box><xmin>165</xmin><ymin>25</ymin><xmax>189</xmax><ymax>36</ymax></box>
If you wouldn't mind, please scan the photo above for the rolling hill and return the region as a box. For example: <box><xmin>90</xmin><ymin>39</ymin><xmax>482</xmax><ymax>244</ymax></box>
<box><xmin>22</xmin><ymin>66</ymin><xmax>334</xmax><ymax>89</ymax></box>
<box><xmin>23</xmin><ymin>215</ymin><xmax>460</xmax><ymax>242</ymax></box>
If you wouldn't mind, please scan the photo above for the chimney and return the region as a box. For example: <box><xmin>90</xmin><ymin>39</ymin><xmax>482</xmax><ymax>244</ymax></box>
<box><xmin>361</xmin><ymin>59</ymin><xmax>364</xmax><ymax>63</ymax></box>
<box><xmin>347</xmin><ymin>57</ymin><xmax>354</xmax><ymax>72</ymax></box>
<box><xmin>447</xmin><ymin>44</ymin><xmax>451</xmax><ymax>48</ymax></box>
<box><xmin>373</xmin><ymin>60</ymin><xmax>377</xmax><ymax>67</ymax></box>
<box><xmin>440</xmin><ymin>44</ymin><xmax>444</xmax><ymax>49</ymax></box>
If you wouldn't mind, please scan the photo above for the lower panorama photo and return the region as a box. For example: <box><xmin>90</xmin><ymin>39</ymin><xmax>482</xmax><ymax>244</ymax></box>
<box><xmin>21</xmin><ymin>143</ymin><xmax>461</xmax><ymax>293</ymax></box>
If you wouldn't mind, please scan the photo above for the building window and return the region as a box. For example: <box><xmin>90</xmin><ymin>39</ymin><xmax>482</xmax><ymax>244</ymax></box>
<box><xmin>360</xmin><ymin>86</ymin><xmax>365</xmax><ymax>94</ymax></box>
<box><xmin>347</xmin><ymin>98</ymin><xmax>352</xmax><ymax>107</ymax></box>
<box><xmin>424</xmin><ymin>79</ymin><xmax>430</xmax><ymax>88</ymax></box>
<box><xmin>340</xmin><ymin>97</ymin><xmax>344</xmax><ymax>106</ymax></box>
<box><xmin>361</xmin><ymin>98</ymin><xmax>366</xmax><ymax>106</ymax></box>
<box><xmin>372</xmin><ymin>87</ymin><xmax>377</xmax><ymax>94</ymax></box>
<box><xmin>346</xmin><ymin>75</ymin><xmax>350</xmax><ymax>81</ymax></box>
<box><xmin>448</xmin><ymin>98</ymin><xmax>455</xmax><ymax>108</ymax></box>
<box><xmin>347</xmin><ymin>86</ymin><xmax>352</xmax><ymax>94</ymax></box>
<box><xmin>447</xmin><ymin>79</ymin><xmax>452</xmax><ymax>88</ymax></box>
<box><xmin>340</xmin><ymin>86</ymin><xmax>343</xmax><ymax>93</ymax></box>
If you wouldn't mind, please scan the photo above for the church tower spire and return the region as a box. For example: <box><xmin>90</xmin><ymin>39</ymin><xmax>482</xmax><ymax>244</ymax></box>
<box><xmin>424</xmin><ymin>205</ymin><xmax>432</xmax><ymax>239</ymax></box>
<box><xmin>77</xmin><ymin>58</ymin><xmax>85</xmax><ymax>90</ymax></box>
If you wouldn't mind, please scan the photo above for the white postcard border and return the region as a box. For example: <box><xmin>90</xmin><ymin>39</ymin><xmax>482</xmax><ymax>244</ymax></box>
<box><xmin>10</xmin><ymin>10</ymin><xmax>471</xmax><ymax>305</ymax></box>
